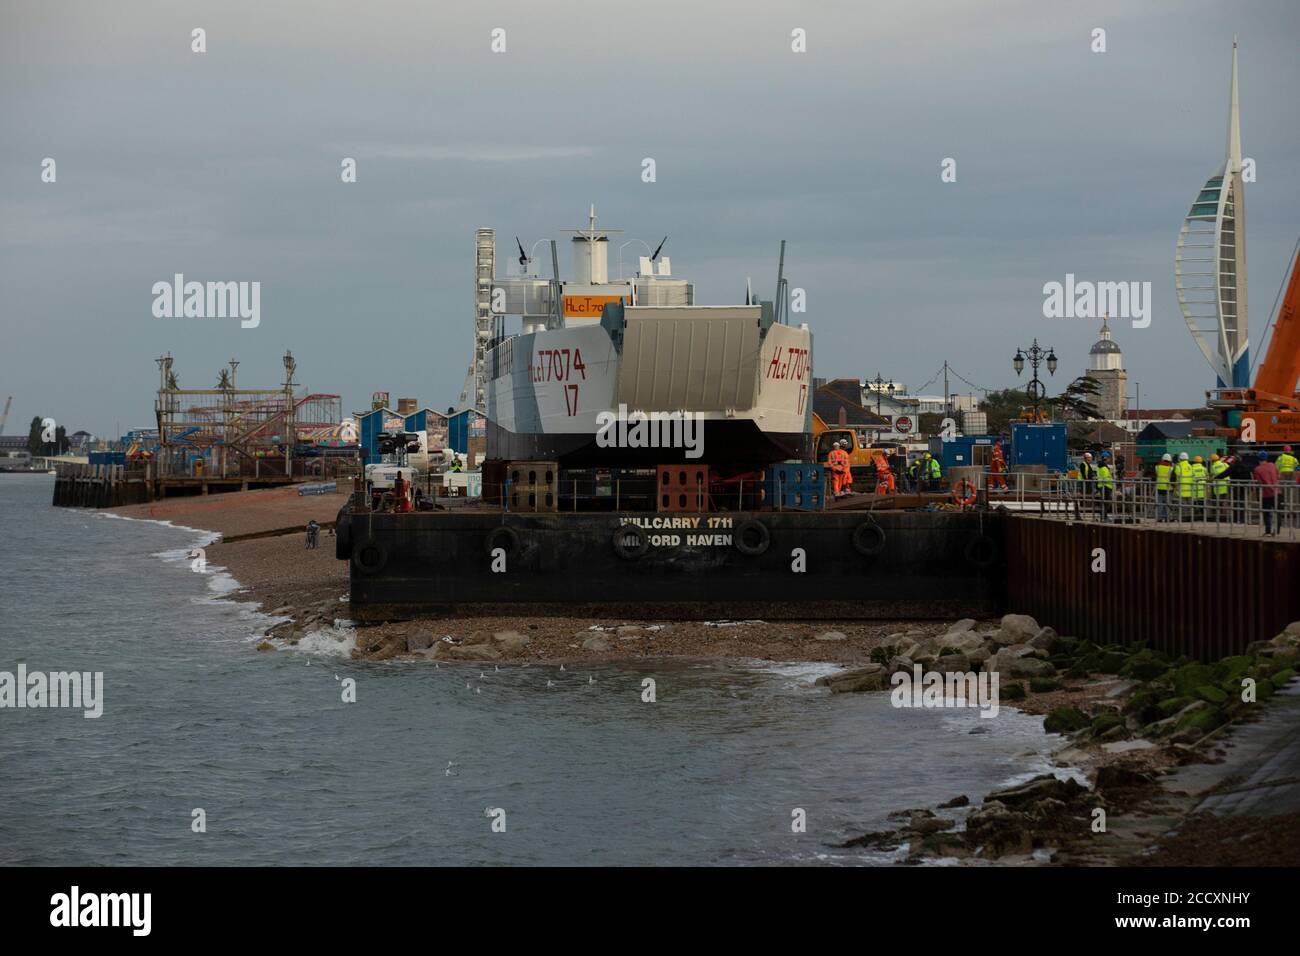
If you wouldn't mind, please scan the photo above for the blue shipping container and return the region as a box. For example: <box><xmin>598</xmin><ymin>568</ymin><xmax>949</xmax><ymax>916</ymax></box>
<box><xmin>1010</xmin><ymin>423</ymin><xmax>1067</xmax><ymax>472</ymax></box>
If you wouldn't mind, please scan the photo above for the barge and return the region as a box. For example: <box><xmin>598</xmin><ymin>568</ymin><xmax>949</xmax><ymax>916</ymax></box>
<box><xmin>340</xmin><ymin>213</ymin><xmax>1001</xmax><ymax>621</ymax></box>
<box><xmin>341</xmin><ymin>501</ymin><xmax>1004</xmax><ymax>621</ymax></box>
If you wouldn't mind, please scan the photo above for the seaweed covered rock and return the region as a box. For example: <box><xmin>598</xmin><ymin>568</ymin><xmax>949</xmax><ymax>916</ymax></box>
<box><xmin>986</xmin><ymin>773</ymin><xmax>1088</xmax><ymax>808</ymax></box>
<box><xmin>1043</xmin><ymin>706</ymin><xmax>1090</xmax><ymax>734</ymax></box>
<box><xmin>1195</xmin><ymin>684</ymin><xmax>1228</xmax><ymax>705</ymax></box>
<box><xmin>1120</xmin><ymin>650</ymin><xmax>1169</xmax><ymax>681</ymax></box>
<box><xmin>1171</xmin><ymin>706</ymin><xmax>1223</xmax><ymax>744</ymax></box>
<box><xmin>1122</xmin><ymin>687</ymin><xmax>1162</xmax><ymax>723</ymax></box>
<box><xmin>1009</xmin><ymin>657</ymin><xmax>1056</xmax><ymax>678</ymax></box>
<box><xmin>1091</xmin><ymin>711</ymin><xmax>1124</xmax><ymax>736</ymax></box>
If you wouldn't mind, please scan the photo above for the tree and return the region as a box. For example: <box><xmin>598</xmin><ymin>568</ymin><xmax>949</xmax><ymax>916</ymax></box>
<box><xmin>26</xmin><ymin>416</ymin><xmax>42</xmax><ymax>455</ymax></box>
<box><xmin>1046</xmin><ymin>375</ymin><xmax>1102</xmax><ymax>421</ymax></box>
<box><xmin>918</xmin><ymin>412</ymin><xmax>946</xmax><ymax>436</ymax></box>
<box><xmin>979</xmin><ymin>388</ymin><xmax>1031</xmax><ymax>435</ymax></box>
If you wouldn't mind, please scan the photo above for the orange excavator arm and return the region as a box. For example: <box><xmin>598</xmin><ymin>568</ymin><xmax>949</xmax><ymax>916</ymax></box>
<box><xmin>1252</xmin><ymin>244</ymin><xmax>1300</xmax><ymax>410</ymax></box>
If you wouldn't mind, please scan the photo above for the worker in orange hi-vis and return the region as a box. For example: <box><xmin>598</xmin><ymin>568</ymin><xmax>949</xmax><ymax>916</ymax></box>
<box><xmin>989</xmin><ymin>442</ymin><xmax>1009</xmax><ymax>492</ymax></box>
<box><xmin>827</xmin><ymin>440</ymin><xmax>851</xmax><ymax>497</ymax></box>
<box><xmin>392</xmin><ymin>473</ymin><xmax>414</xmax><ymax>513</ymax></box>
<box><xmin>873</xmin><ymin>453</ymin><xmax>895</xmax><ymax>495</ymax></box>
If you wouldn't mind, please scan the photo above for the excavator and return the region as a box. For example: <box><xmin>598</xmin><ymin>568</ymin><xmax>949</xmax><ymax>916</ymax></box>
<box><xmin>1212</xmin><ymin>240</ymin><xmax>1300</xmax><ymax>444</ymax></box>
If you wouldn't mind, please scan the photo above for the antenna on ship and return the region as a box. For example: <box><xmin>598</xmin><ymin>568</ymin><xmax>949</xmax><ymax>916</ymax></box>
<box><xmin>774</xmin><ymin>240</ymin><xmax>788</xmax><ymax>324</ymax></box>
<box><xmin>549</xmin><ymin>239</ymin><xmax>562</xmax><ymax>330</ymax></box>
<box><xmin>650</xmin><ymin>236</ymin><xmax>668</xmax><ymax>262</ymax></box>
<box><xmin>515</xmin><ymin>236</ymin><xmax>530</xmax><ymax>275</ymax></box>
<box><xmin>746</xmin><ymin>277</ymin><xmax>753</xmax><ymax>306</ymax></box>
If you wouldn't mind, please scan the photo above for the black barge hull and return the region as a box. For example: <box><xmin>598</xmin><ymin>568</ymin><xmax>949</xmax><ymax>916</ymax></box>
<box><xmin>343</xmin><ymin>509</ymin><xmax>1005</xmax><ymax>621</ymax></box>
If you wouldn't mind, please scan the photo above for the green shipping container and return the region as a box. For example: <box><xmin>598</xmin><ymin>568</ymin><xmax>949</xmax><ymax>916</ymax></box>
<box><xmin>1136</xmin><ymin>436</ymin><xmax>1228</xmax><ymax>464</ymax></box>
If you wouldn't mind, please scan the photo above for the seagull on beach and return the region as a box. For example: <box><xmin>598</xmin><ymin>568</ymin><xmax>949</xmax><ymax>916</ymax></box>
<box><xmin>589</xmin><ymin>675</ymin><xmax>595</xmax><ymax>684</ymax></box>
<box><xmin>547</xmin><ymin>679</ymin><xmax>554</xmax><ymax>687</ymax></box>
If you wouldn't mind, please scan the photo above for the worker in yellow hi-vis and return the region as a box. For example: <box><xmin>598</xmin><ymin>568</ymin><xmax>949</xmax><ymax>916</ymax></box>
<box><xmin>1208</xmin><ymin>453</ymin><xmax>1230</xmax><ymax>521</ymax></box>
<box><xmin>1174</xmin><ymin>452</ymin><xmax>1196</xmax><ymax>522</ymax></box>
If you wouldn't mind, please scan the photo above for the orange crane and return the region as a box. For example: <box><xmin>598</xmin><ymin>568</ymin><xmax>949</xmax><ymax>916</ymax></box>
<box><xmin>1216</xmin><ymin>240</ymin><xmax>1300</xmax><ymax>443</ymax></box>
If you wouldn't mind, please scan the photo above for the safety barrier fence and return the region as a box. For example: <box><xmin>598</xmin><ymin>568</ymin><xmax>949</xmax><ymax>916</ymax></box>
<box><xmin>977</xmin><ymin>471</ymin><xmax>1300</xmax><ymax>540</ymax></box>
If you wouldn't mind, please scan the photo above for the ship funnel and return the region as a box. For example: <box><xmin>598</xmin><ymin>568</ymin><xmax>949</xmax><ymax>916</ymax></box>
<box><xmin>564</xmin><ymin>205</ymin><xmax>620</xmax><ymax>284</ymax></box>
<box><xmin>572</xmin><ymin>233</ymin><xmax>609</xmax><ymax>283</ymax></box>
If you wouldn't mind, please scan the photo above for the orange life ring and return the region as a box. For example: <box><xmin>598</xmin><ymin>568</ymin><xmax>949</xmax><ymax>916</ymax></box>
<box><xmin>950</xmin><ymin>479</ymin><xmax>978</xmax><ymax>507</ymax></box>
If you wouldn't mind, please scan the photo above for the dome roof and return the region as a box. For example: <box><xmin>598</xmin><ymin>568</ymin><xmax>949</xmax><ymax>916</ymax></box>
<box><xmin>1090</xmin><ymin>315</ymin><xmax>1121</xmax><ymax>355</ymax></box>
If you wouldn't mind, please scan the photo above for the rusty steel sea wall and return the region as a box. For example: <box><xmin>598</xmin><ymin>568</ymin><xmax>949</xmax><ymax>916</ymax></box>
<box><xmin>1004</xmin><ymin>516</ymin><xmax>1300</xmax><ymax>659</ymax></box>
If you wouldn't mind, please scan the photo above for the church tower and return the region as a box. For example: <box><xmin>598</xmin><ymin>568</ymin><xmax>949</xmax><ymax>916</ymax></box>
<box><xmin>1088</xmin><ymin>315</ymin><xmax>1128</xmax><ymax>419</ymax></box>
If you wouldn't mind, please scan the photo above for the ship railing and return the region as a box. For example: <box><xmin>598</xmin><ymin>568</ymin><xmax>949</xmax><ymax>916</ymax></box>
<box><xmin>980</xmin><ymin>469</ymin><xmax>1300</xmax><ymax>540</ymax></box>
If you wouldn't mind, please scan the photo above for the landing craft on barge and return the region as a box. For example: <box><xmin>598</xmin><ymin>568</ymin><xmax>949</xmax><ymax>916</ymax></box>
<box><xmin>481</xmin><ymin>207</ymin><xmax>814</xmax><ymax>470</ymax></box>
<box><xmin>337</xmin><ymin>212</ymin><xmax>1006</xmax><ymax>622</ymax></box>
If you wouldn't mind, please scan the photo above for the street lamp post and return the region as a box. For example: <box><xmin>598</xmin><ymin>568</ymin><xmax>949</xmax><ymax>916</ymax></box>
<box><xmin>1012</xmin><ymin>339</ymin><xmax>1057</xmax><ymax>422</ymax></box>
<box><xmin>868</xmin><ymin>373</ymin><xmax>897</xmax><ymax>443</ymax></box>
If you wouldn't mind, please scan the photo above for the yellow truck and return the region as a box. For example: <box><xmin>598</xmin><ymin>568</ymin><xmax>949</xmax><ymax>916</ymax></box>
<box><xmin>811</xmin><ymin>413</ymin><xmax>903</xmax><ymax>486</ymax></box>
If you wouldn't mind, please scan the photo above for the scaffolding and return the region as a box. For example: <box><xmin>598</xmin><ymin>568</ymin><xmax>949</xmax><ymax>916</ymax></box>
<box><xmin>153</xmin><ymin>352</ymin><xmax>344</xmax><ymax>480</ymax></box>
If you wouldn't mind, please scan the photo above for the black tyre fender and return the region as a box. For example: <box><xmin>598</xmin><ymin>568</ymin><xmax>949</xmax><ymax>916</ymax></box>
<box><xmin>351</xmin><ymin>538</ymin><xmax>388</xmax><ymax>575</ymax></box>
<box><xmin>335</xmin><ymin>508</ymin><xmax>352</xmax><ymax>561</ymax></box>
<box><xmin>485</xmin><ymin>525</ymin><xmax>521</xmax><ymax>559</ymax></box>
<box><xmin>734</xmin><ymin>519</ymin><xmax>771</xmax><ymax>556</ymax></box>
<box><xmin>612</xmin><ymin>523</ymin><xmax>649</xmax><ymax>560</ymax></box>
<box><xmin>964</xmin><ymin>533</ymin><xmax>998</xmax><ymax>569</ymax></box>
<box><xmin>851</xmin><ymin>522</ymin><xmax>886</xmax><ymax>557</ymax></box>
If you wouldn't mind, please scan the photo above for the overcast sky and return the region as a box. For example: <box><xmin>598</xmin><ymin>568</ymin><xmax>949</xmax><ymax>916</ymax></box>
<box><xmin>3</xmin><ymin>0</ymin><xmax>1299</xmax><ymax>437</ymax></box>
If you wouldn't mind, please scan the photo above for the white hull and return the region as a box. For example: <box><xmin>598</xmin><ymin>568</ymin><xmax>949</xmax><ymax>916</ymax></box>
<box><xmin>485</xmin><ymin>306</ymin><xmax>812</xmax><ymax>466</ymax></box>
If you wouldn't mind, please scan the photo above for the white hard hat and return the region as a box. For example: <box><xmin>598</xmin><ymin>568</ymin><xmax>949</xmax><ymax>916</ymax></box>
<box><xmin>1161</xmin><ymin>453</ymin><xmax>1172</xmax><ymax>462</ymax></box>
<box><xmin>1178</xmin><ymin>452</ymin><xmax>1189</xmax><ymax>461</ymax></box>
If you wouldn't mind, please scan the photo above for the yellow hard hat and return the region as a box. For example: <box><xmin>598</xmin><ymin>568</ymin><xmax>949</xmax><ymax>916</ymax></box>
<box><xmin>1210</xmin><ymin>453</ymin><xmax>1220</xmax><ymax>461</ymax></box>
<box><xmin>1193</xmin><ymin>455</ymin><xmax>1203</xmax><ymax>463</ymax></box>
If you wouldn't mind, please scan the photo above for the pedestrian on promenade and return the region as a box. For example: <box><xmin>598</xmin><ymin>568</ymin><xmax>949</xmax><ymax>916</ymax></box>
<box><xmin>1253</xmin><ymin>451</ymin><xmax>1280</xmax><ymax>537</ymax></box>
<box><xmin>1096</xmin><ymin>452</ymin><xmax>1115</xmax><ymax>520</ymax></box>
<box><xmin>1227</xmin><ymin>453</ymin><xmax>1253</xmax><ymax>524</ymax></box>
<box><xmin>306</xmin><ymin>519</ymin><xmax>320</xmax><ymax>549</ymax></box>
<box><xmin>1078</xmin><ymin>452</ymin><xmax>1096</xmax><ymax>516</ymax></box>
<box><xmin>1154</xmin><ymin>453</ymin><xmax>1174</xmax><ymax>522</ymax></box>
